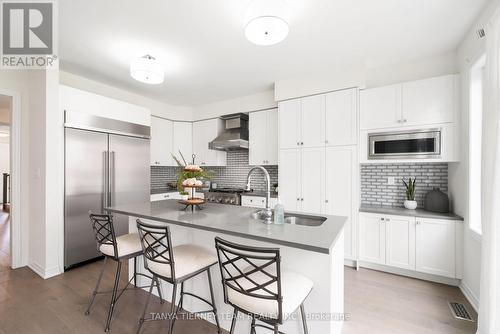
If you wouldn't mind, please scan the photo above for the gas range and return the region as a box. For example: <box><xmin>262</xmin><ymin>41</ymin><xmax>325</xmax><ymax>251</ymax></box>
<box><xmin>204</xmin><ymin>187</ymin><xmax>249</xmax><ymax>205</ymax></box>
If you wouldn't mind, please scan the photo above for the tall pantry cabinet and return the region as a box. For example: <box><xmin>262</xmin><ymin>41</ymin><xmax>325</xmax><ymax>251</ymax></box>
<box><xmin>278</xmin><ymin>88</ymin><xmax>359</xmax><ymax>261</ymax></box>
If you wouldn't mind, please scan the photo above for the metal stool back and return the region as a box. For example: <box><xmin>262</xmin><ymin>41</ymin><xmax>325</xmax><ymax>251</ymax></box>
<box><xmin>89</xmin><ymin>213</ymin><xmax>119</xmax><ymax>259</ymax></box>
<box><xmin>136</xmin><ymin>220</ymin><xmax>177</xmax><ymax>282</ymax></box>
<box><xmin>215</xmin><ymin>237</ymin><xmax>284</xmax><ymax>333</ymax></box>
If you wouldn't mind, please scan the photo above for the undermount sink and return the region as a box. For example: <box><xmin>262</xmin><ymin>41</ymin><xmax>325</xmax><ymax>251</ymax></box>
<box><xmin>250</xmin><ymin>210</ymin><xmax>326</xmax><ymax>227</ymax></box>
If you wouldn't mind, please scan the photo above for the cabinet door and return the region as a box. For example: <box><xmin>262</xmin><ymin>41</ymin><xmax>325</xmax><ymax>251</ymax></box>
<box><xmin>301</xmin><ymin>95</ymin><xmax>325</xmax><ymax>148</ymax></box>
<box><xmin>416</xmin><ymin>218</ymin><xmax>456</xmax><ymax>278</ymax></box>
<box><xmin>278</xmin><ymin>149</ymin><xmax>301</xmax><ymax>211</ymax></box>
<box><xmin>325</xmin><ymin>146</ymin><xmax>356</xmax><ymax>259</ymax></box>
<box><xmin>249</xmin><ymin>111</ymin><xmax>268</xmax><ymax>165</ymax></box>
<box><xmin>300</xmin><ymin>147</ymin><xmax>324</xmax><ymax>214</ymax></box>
<box><xmin>266</xmin><ymin>109</ymin><xmax>279</xmax><ymax>165</ymax></box>
<box><xmin>402</xmin><ymin>75</ymin><xmax>456</xmax><ymax>126</ymax></box>
<box><xmin>150</xmin><ymin>116</ymin><xmax>173</xmax><ymax>166</ymax></box>
<box><xmin>279</xmin><ymin>99</ymin><xmax>301</xmax><ymax>149</ymax></box>
<box><xmin>359</xmin><ymin>213</ymin><xmax>386</xmax><ymax>264</ymax></box>
<box><xmin>172</xmin><ymin>122</ymin><xmax>193</xmax><ymax>164</ymax></box>
<box><xmin>385</xmin><ymin>215</ymin><xmax>416</xmax><ymax>270</ymax></box>
<box><xmin>360</xmin><ymin>84</ymin><xmax>401</xmax><ymax>130</ymax></box>
<box><xmin>325</xmin><ymin>89</ymin><xmax>357</xmax><ymax>146</ymax></box>
<box><xmin>193</xmin><ymin>119</ymin><xmax>226</xmax><ymax>166</ymax></box>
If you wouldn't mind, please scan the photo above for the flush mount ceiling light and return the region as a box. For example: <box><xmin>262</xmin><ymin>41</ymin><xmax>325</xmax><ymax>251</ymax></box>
<box><xmin>130</xmin><ymin>55</ymin><xmax>164</xmax><ymax>84</ymax></box>
<box><xmin>244</xmin><ymin>0</ymin><xmax>290</xmax><ymax>46</ymax></box>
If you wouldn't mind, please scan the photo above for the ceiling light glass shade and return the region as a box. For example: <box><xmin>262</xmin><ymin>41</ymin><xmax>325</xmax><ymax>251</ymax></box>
<box><xmin>244</xmin><ymin>0</ymin><xmax>289</xmax><ymax>46</ymax></box>
<box><xmin>0</xmin><ymin>132</ymin><xmax>9</xmax><ymax>138</ymax></box>
<box><xmin>130</xmin><ymin>55</ymin><xmax>164</xmax><ymax>84</ymax></box>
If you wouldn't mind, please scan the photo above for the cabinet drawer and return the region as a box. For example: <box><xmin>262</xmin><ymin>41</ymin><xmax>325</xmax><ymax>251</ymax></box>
<box><xmin>241</xmin><ymin>196</ymin><xmax>267</xmax><ymax>208</ymax></box>
<box><xmin>151</xmin><ymin>193</ymin><xmax>175</xmax><ymax>202</ymax></box>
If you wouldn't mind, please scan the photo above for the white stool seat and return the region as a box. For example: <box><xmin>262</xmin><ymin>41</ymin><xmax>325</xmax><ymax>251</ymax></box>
<box><xmin>227</xmin><ymin>269</ymin><xmax>313</xmax><ymax>319</ymax></box>
<box><xmin>99</xmin><ymin>233</ymin><xmax>142</xmax><ymax>258</ymax></box>
<box><xmin>146</xmin><ymin>244</ymin><xmax>218</xmax><ymax>280</ymax></box>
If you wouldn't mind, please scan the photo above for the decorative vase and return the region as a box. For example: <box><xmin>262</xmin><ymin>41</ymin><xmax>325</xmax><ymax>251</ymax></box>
<box><xmin>404</xmin><ymin>200</ymin><xmax>417</xmax><ymax>210</ymax></box>
<box><xmin>424</xmin><ymin>188</ymin><xmax>449</xmax><ymax>213</ymax></box>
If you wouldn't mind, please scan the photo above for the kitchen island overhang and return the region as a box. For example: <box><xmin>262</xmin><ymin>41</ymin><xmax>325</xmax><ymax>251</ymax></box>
<box><xmin>106</xmin><ymin>200</ymin><xmax>346</xmax><ymax>334</ymax></box>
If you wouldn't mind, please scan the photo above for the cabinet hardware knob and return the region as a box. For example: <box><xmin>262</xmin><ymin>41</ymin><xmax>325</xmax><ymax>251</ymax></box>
<box><xmin>325</xmin><ymin>140</ymin><xmax>329</xmax><ymax>144</ymax></box>
<box><xmin>297</xmin><ymin>142</ymin><xmax>300</xmax><ymax>146</ymax></box>
<box><xmin>297</xmin><ymin>198</ymin><xmax>300</xmax><ymax>201</ymax></box>
<box><xmin>416</xmin><ymin>221</ymin><xmax>420</xmax><ymax>225</ymax></box>
<box><xmin>301</xmin><ymin>142</ymin><xmax>304</xmax><ymax>145</ymax></box>
<box><xmin>325</xmin><ymin>200</ymin><xmax>329</xmax><ymax>203</ymax></box>
<box><xmin>403</xmin><ymin>119</ymin><xmax>407</xmax><ymax>123</ymax></box>
<box><xmin>386</xmin><ymin>219</ymin><xmax>390</xmax><ymax>222</ymax></box>
<box><xmin>381</xmin><ymin>217</ymin><xmax>385</xmax><ymax>221</ymax></box>
<box><xmin>301</xmin><ymin>198</ymin><xmax>304</xmax><ymax>201</ymax></box>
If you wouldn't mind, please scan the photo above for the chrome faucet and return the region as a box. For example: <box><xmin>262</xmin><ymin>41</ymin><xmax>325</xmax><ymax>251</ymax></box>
<box><xmin>245</xmin><ymin>166</ymin><xmax>273</xmax><ymax>224</ymax></box>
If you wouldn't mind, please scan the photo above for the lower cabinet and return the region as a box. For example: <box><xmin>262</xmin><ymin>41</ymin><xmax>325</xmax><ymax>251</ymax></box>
<box><xmin>359</xmin><ymin>212</ymin><xmax>460</xmax><ymax>279</ymax></box>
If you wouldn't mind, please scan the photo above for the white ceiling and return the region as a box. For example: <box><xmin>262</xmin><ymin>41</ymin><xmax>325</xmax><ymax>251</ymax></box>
<box><xmin>59</xmin><ymin>0</ymin><xmax>488</xmax><ymax>106</ymax></box>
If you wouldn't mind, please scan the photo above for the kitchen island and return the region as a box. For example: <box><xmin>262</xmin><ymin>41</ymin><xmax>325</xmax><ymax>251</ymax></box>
<box><xmin>106</xmin><ymin>200</ymin><xmax>346</xmax><ymax>334</ymax></box>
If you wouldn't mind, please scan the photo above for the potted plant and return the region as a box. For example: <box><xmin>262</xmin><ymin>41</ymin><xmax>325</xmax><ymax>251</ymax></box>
<box><xmin>179</xmin><ymin>191</ymin><xmax>189</xmax><ymax>201</ymax></box>
<box><xmin>402</xmin><ymin>177</ymin><xmax>417</xmax><ymax>210</ymax></box>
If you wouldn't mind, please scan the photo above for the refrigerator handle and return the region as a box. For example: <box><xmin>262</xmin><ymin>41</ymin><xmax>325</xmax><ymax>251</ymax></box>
<box><xmin>109</xmin><ymin>151</ymin><xmax>115</xmax><ymax>207</ymax></box>
<box><xmin>103</xmin><ymin>151</ymin><xmax>109</xmax><ymax>213</ymax></box>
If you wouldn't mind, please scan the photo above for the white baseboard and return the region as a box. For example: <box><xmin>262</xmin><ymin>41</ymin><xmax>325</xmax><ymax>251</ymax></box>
<box><xmin>459</xmin><ymin>281</ymin><xmax>480</xmax><ymax>312</ymax></box>
<box><xmin>358</xmin><ymin>261</ymin><xmax>461</xmax><ymax>286</ymax></box>
<box><xmin>344</xmin><ymin>259</ymin><xmax>357</xmax><ymax>267</ymax></box>
<box><xmin>29</xmin><ymin>262</ymin><xmax>62</xmax><ymax>279</ymax></box>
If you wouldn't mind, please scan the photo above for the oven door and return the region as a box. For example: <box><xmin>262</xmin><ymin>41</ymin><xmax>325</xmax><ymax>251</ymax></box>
<box><xmin>368</xmin><ymin>129</ymin><xmax>441</xmax><ymax>160</ymax></box>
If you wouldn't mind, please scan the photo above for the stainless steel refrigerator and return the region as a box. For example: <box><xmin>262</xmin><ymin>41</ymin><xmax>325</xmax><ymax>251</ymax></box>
<box><xmin>64</xmin><ymin>111</ymin><xmax>150</xmax><ymax>269</ymax></box>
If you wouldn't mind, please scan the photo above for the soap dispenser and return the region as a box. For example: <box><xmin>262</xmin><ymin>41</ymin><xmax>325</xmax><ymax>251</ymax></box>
<box><xmin>273</xmin><ymin>199</ymin><xmax>285</xmax><ymax>225</ymax></box>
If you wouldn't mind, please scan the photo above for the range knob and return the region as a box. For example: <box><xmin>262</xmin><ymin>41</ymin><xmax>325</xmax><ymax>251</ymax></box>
<box><xmin>217</xmin><ymin>198</ymin><xmax>223</xmax><ymax>203</ymax></box>
<box><xmin>229</xmin><ymin>198</ymin><xmax>235</xmax><ymax>204</ymax></box>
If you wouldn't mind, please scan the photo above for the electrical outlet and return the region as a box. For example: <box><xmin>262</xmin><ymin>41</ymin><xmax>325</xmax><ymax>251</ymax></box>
<box><xmin>388</xmin><ymin>176</ymin><xmax>395</xmax><ymax>185</ymax></box>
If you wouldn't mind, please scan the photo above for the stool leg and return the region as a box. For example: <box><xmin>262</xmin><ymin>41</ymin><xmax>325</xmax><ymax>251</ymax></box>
<box><xmin>251</xmin><ymin>317</ymin><xmax>256</xmax><ymax>334</ymax></box>
<box><xmin>154</xmin><ymin>276</ymin><xmax>164</xmax><ymax>304</ymax></box>
<box><xmin>136</xmin><ymin>276</ymin><xmax>155</xmax><ymax>334</ymax></box>
<box><xmin>133</xmin><ymin>257</ymin><xmax>138</xmax><ymax>287</ymax></box>
<box><xmin>105</xmin><ymin>261</ymin><xmax>122</xmax><ymax>332</ymax></box>
<box><xmin>229</xmin><ymin>309</ymin><xmax>238</xmax><ymax>334</ymax></box>
<box><xmin>178</xmin><ymin>282</ymin><xmax>185</xmax><ymax>310</ymax></box>
<box><xmin>300</xmin><ymin>303</ymin><xmax>309</xmax><ymax>334</ymax></box>
<box><xmin>207</xmin><ymin>268</ymin><xmax>221</xmax><ymax>333</ymax></box>
<box><xmin>85</xmin><ymin>257</ymin><xmax>107</xmax><ymax>315</ymax></box>
<box><xmin>168</xmin><ymin>283</ymin><xmax>178</xmax><ymax>334</ymax></box>
<box><xmin>273</xmin><ymin>325</ymin><xmax>279</xmax><ymax>334</ymax></box>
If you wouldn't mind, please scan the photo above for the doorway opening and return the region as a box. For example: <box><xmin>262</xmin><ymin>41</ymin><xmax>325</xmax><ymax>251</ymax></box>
<box><xmin>0</xmin><ymin>94</ymin><xmax>12</xmax><ymax>271</ymax></box>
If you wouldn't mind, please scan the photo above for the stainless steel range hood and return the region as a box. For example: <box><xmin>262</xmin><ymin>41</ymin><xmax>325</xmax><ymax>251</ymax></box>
<box><xmin>209</xmin><ymin>113</ymin><xmax>249</xmax><ymax>151</ymax></box>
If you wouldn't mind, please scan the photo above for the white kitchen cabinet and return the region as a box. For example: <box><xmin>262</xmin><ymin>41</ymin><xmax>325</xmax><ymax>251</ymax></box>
<box><xmin>278</xmin><ymin>149</ymin><xmax>301</xmax><ymax>211</ymax></box>
<box><xmin>300</xmin><ymin>147</ymin><xmax>324</xmax><ymax>214</ymax></box>
<box><xmin>324</xmin><ymin>146</ymin><xmax>357</xmax><ymax>259</ymax></box>
<box><xmin>278</xmin><ymin>99</ymin><xmax>301</xmax><ymax>150</ymax></box>
<box><xmin>402</xmin><ymin>75</ymin><xmax>456</xmax><ymax>126</ymax></box>
<box><xmin>192</xmin><ymin>119</ymin><xmax>226</xmax><ymax>166</ymax></box>
<box><xmin>241</xmin><ymin>195</ymin><xmax>278</xmax><ymax>209</ymax></box>
<box><xmin>172</xmin><ymin>122</ymin><xmax>193</xmax><ymax>164</ymax></box>
<box><xmin>325</xmin><ymin>89</ymin><xmax>358</xmax><ymax>146</ymax></box>
<box><xmin>249</xmin><ymin>109</ymin><xmax>278</xmax><ymax>165</ymax></box>
<box><xmin>415</xmin><ymin>218</ymin><xmax>456</xmax><ymax>278</ymax></box>
<box><xmin>301</xmin><ymin>95</ymin><xmax>325</xmax><ymax>148</ymax></box>
<box><xmin>360</xmin><ymin>84</ymin><xmax>401</xmax><ymax>130</ymax></box>
<box><xmin>385</xmin><ymin>215</ymin><xmax>416</xmax><ymax>270</ymax></box>
<box><xmin>360</xmin><ymin>75</ymin><xmax>458</xmax><ymax>131</ymax></box>
<box><xmin>359</xmin><ymin>213</ymin><xmax>386</xmax><ymax>265</ymax></box>
<box><xmin>151</xmin><ymin>116</ymin><xmax>173</xmax><ymax>166</ymax></box>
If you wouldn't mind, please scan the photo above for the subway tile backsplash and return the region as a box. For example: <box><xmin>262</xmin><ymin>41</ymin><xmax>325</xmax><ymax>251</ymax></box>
<box><xmin>151</xmin><ymin>150</ymin><xmax>278</xmax><ymax>193</ymax></box>
<box><xmin>360</xmin><ymin>163</ymin><xmax>448</xmax><ymax>208</ymax></box>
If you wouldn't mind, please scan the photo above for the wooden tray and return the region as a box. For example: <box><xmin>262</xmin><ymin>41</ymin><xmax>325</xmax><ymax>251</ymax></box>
<box><xmin>178</xmin><ymin>198</ymin><xmax>205</xmax><ymax>205</ymax></box>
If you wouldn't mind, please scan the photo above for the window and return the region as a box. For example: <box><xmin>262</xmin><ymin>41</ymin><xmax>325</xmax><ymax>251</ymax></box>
<box><xmin>469</xmin><ymin>55</ymin><xmax>486</xmax><ymax>235</ymax></box>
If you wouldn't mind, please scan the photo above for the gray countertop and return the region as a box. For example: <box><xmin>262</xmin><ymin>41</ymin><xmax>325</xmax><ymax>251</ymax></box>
<box><xmin>106</xmin><ymin>200</ymin><xmax>346</xmax><ymax>254</ymax></box>
<box><xmin>359</xmin><ymin>205</ymin><xmax>464</xmax><ymax>221</ymax></box>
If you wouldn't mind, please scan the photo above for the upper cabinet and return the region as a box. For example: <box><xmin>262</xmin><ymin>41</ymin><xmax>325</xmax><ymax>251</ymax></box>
<box><xmin>172</xmin><ymin>122</ymin><xmax>193</xmax><ymax>164</ymax></box>
<box><xmin>249</xmin><ymin>109</ymin><xmax>278</xmax><ymax>165</ymax></box>
<box><xmin>150</xmin><ymin>116</ymin><xmax>173</xmax><ymax>166</ymax></box>
<box><xmin>192</xmin><ymin>119</ymin><xmax>226</xmax><ymax>166</ymax></box>
<box><xmin>279</xmin><ymin>88</ymin><xmax>358</xmax><ymax>149</ymax></box>
<box><xmin>360</xmin><ymin>75</ymin><xmax>458</xmax><ymax>130</ymax></box>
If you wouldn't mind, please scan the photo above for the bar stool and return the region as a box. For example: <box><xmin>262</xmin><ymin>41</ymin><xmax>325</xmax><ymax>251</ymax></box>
<box><xmin>136</xmin><ymin>219</ymin><xmax>221</xmax><ymax>334</ymax></box>
<box><xmin>86</xmin><ymin>213</ymin><xmax>164</xmax><ymax>332</ymax></box>
<box><xmin>214</xmin><ymin>237</ymin><xmax>313</xmax><ymax>334</ymax></box>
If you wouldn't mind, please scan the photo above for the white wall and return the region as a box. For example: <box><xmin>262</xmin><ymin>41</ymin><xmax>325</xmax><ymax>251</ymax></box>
<box><xmin>450</xmin><ymin>0</ymin><xmax>500</xmax><ymax>311</ymax></box>
<box><xmin>192</xmin><ymin>90</ymin><xmax>277</xmax><ymax>120</ymax></box>
<box><xmin>60</xmin><ymin>71</ymin><xmax>193</xmax><ymax>121</ymax></box>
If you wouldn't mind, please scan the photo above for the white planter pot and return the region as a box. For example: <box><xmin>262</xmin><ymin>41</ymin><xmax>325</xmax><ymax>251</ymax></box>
<box><xmin>404</xmin><ymin>200</ymin><xmax>418</xmax><ymax>210</ymax></box>
<box><xmin>181</xmin><ymin>195</ymin><xmax>189</xmax><ymax>201</ymax></box>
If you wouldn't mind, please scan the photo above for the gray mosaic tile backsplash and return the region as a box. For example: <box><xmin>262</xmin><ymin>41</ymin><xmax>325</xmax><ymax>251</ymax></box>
<box><xmin>151</xmin><ymin>150</ymin><xmax>278</xmax><ymax>192</ymax></box>
<box><xmin>361</xmin><ymin>163</ymin><xmax>448</xmax><ymax>208</ymax></box>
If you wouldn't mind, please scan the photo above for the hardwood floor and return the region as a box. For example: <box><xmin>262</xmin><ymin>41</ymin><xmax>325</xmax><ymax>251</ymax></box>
<box><xmin>0</xmin><ymin>211</ymin><xmax>477</xmax><ymax>333</ymax></box>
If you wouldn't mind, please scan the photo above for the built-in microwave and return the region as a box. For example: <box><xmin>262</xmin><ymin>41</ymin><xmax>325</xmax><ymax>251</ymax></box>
<box><xmin>368</xmin><ymin>128</ymin><xmax>441</xmax><ymax>160</ymax></box>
